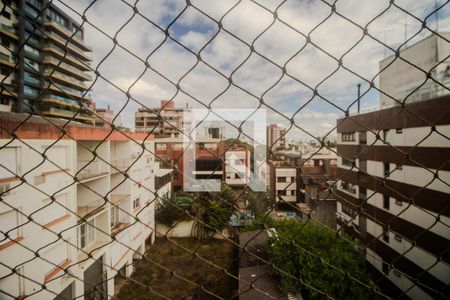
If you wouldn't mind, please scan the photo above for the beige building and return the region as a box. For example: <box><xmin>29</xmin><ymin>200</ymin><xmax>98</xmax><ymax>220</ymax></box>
<box><xmin>379</xmin><ymin>32</ymin><xmax>450</xmax><ymax>107</ymax></box>
<box><xmin>135</xmin><ymin>100</ymin><xmax>191</xmax><ymax>137</ymax></box>
<box><xmin>266</xmin><ymin>124</ymin><xmax>286</xmax><ymax>150</ymax></box>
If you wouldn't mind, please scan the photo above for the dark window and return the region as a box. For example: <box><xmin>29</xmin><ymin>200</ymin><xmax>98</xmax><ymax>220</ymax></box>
<box><xmin>384</xmin><ymin>162</ymin><xmax>390</xmax><ymax>177</ymax></box>
<box><xmin>278</xmin><ymin>177</ymin><xmax>286</xmax><ymax>182</ymax></box>
<box><xmin>1</xmin><ymin>67</ymin><xmax>9</xmax><ymax>75</ymax></box>
<box><xmin>1</xmin><ymin>38</ymin><xmax>10</xmax><ymax>48</ymax></box>
<box><xmin>291</xmin><ymin>176</ymin><xmax>295</xmax><ymax>182</ymax></box>
<box><xmin>277</xmin><ymin>190</ymin><xmax>287</xmax><ymax>196</ymax></box>
<box><xmin>0</xmin><ymin>97</ymin><xmax>9</xmax><ymax>105</ymax></box>
<box><xmin>396</xmin><ymin>128</ymin><xmax>403</xmax><ymax>134</ymax></box>
<box><xmin>383</xmin><ymin>129</ymin><xmax>388</xmax><ymax>141</ymax></box>
<box><xmin>2</xmin><ymin>11</ymin><xmax>11</xmax><ymax>19</ymax></box>
<box><xmin>382</xmin><ymin>261</ymin><xmax>389</xmax><ymax>274</ymax></box>
<box><xmin>383</xmin><ymin>195</ymin><xmax>390</xmax><ymax>210</ymax></box>
<box><xmin>395</xmin><ymin>199</ymin><xmax>402</xmax><ymax>206</ymax></box>
<box><xmin>383</xmin><ymin>229</ymin><xmax>389</xmax><ymax>243</ymax></box>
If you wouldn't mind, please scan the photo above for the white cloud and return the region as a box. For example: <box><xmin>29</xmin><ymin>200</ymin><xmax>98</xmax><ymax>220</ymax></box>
<box><xmin>54</xmin><ymin>0</ymin><xmax>449</xmax><ymax>138</ymax></box>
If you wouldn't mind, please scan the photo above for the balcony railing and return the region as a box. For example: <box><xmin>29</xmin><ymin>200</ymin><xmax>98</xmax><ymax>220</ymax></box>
<box><xmin>46</xmin><ymin>32</ymin><xmax>92</xmax><ymax>61</ymax></box>
<box><xmin>110</xmin><ymin>158</ymin><xmax>131</xmax><ymax>173</ymax></box>
<box><xmin>44</xmin><ymin>21</ymin><xmax>92</xmax><ymax>51</ymax></box>
<box><xmin>77</xmin><ymin>160</ymin><xmax>109</xmax><ymax>181</ymax></box>
<box><xmin>43</xmin><ymin>70</ymin><xmax>88</xmax><ymax>90</ymax></box>
<box><xmin>43</xmin><ymin>56</ymin><xmax>92</xmax><ymax>81</ymax></box>
<box><xmin>43</xmin><ymin>44</ymin><xmax>91</xmax><ymax>71</ymax></box>
<box><xmin>0</xmin><ymin>24</ymin><xmax>18</xmax><ymax>39</ymax></box>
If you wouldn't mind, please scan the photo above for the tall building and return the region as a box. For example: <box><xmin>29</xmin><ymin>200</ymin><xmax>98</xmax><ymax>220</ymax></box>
<box><xmin>266</xmin><ymin>124</ymin><xmax>286</xmax><ymax>150</ymax></box>
<box><xmin>0</xmin><ymin>1</ymin><xmax>95</xmax><ymax>124</ymax></box>
<box><xmin>0</xmin><ymin>112</ymin><xmax>171</xmax><ymax>299</ymax></box>
<box><xmin>335</xmin><ymin>95</ymin><xmax>450</xmax><ymax>299</ymax></box>
<box><xmin>135</xmin><ymin>100</ymin><xmax>191</xmax><ymax>137</ymax></box>
<box><xmin>379</xmin><ymin>32</ymin><xmax>450</xmax><ymax>108</ymax></box>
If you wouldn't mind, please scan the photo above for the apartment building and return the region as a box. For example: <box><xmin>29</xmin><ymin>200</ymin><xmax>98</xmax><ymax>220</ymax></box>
<box><xmin>266</xmin><ymin>124</ymin><xmax>286</xmax><ymax>150</ymax></box>
<box><xmin>379</xmin><ymin>32</ymin><xmax>450</xmax><ymax>107</ymax></box>
<box><xmin>135</xmin><ymin>100</ymin><xmax>191</xmax><ymax>137</ymax></box>
<box><xmin>267</xmin><ymin>161</ymin><xmax>298</xmax><ymax>205</ymax></box>
<box><xmin>0</xmin><ymin>0</ymin><xmax>95</xmax><ymax>124</ymax></box>
<box><xmin>0</xmin><ymin>112</ymin><xmax>170</xmax><ymax>299</ymax></box>
<box><xmin>95</xmin><ymin>106</ymin><xmax>121</xmax><ymax>128</ymax></box>
<box><xmin>224</xmin><ymin>146</ymin><xmax>251</xmax><ymax>187</ymax></box>
<box><xmin>335</xmin><ymin>95</ymin><xmax>450</xmax><ymax>299</ymax></box>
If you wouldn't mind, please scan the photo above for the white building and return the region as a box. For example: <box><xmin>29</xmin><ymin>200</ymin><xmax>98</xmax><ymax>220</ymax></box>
<box><xmin>0</xmin><ymin>112</ymin><xmax>171</xmax><ymax>299</ymax></box>
<box><xmin>336</xmin><ymin>94</ymin><xmax>450</xmax><ymax>299</ymax></box>
<box><xmin>379</xmin><ymin>32</ymin><xmax>450</xmax><ymax>108</ymax></box>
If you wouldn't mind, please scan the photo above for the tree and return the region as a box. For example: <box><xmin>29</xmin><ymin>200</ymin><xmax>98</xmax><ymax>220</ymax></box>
<box><xmin>155</xmin><ymin>195</ymin><xmax>193</xmax><ymax>226</ymax></box>
<box><xmin>244</xmin><ymin>190</ymin><xmax>275</xmax><ymax>217</ymax></box>
<box><xmin>268</xmin><ymin>220</ymin><xmax>379</xmax><ymax>299</ymax></box>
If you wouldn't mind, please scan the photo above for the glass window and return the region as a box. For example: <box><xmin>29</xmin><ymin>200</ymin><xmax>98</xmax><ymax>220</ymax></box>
<box><xmin>383</xmin><ymin>195</ymin><xmax>390</xmax><ymax>210</ymax></box>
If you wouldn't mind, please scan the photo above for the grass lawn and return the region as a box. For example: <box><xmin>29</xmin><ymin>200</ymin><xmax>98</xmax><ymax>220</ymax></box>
<box><xmin>115</xmin><ymin>237</ymin><xmax>238</xmax><ymax>300</ymax></box>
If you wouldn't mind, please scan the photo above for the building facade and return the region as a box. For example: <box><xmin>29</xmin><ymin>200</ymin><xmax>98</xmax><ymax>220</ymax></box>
<box><xmin>0</xmin><ymin>112</ymin><xmax>171</xmax><ymax>299</ymax></box>
<box><xmin>379</xmin><ymin>32</ymin><xmax>450</xmax><ymax>108</ymax></box>
<box><xmin>0</xmin><ymin>0</ymin><xmax>95</xmax><ymax>124</ymax></box>
<box><xmin>335</xmin><ymin>95</ymin><xmax>450</xmax><ymax>299</ymax></box>
<box><xmin>135</xmin><ymin>100</ymin><xmax>191</xmax><ymax>137</ymax></box>
<box><xmin>266</xmin><ymin>124</ymin><xmax>286</xmax><ymax>150</ymax></box>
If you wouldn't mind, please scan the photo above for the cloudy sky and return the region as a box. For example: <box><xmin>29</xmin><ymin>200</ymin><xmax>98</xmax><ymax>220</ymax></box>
<box><xmin>54</xmin><ymin>0</ymin><xmax>449</xmax><ymax>141</ymax></box>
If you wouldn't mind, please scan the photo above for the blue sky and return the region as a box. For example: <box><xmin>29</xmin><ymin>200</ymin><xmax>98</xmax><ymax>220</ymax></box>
<box><xmin>56</xmin><ymin>0</ymin><xmax>450</xmax><ymax>142</ymax></box>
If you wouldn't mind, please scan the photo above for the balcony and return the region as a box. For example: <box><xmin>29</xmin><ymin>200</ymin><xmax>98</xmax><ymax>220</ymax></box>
<box><xmin>41</xmin><ymin>94</ymin><xmax>81</xmax><ymax>108</ymax></box>
<box><xmin>110</xmin><ymin>158</ymin><xmax>131</xmax><ymax>174</ymax></box>
<box><xmin>46</xmin><ymin>32</ymin><xmax>92</xmax><ymax>61</ymax></box>
<box><xmin>0</xmin><ymin>24</ymin><xmax>18</xmax><ymax>40</ymax></box>
<box><xmin>77</xmin><ymin>200</ymin><xmax>107</xmax><ymax>219</ymax></box>
<box><xmin>0</xmin><ymin>52</ymin><xmax>15</xmax><ymax>68</ymax></box>
<box><xmin>46</xmin><ymin>82</ymin><xmax>93</xmax><ymax>102</ymax></box>
<box><xmin>42</xmin><ymin>107</ymin><xmax>94</xmax><ymax>124</ymax></box>
<box><xmin>44</xmin><ymin>21</ymin><xmax>92</xmax><ymax>52</ymax></box>
<box><xmin>77</xmin><ymin>160</ymin><xmax>110</xmax><ymax>181</ymax></box>
<box><xmin>43</xmin><ymin>70</ymin><xmax>88</xmax><ymax>90</ymax></box>
<box><xmin>42</xmin><ymin>44</ymin><xmax>91</xmax><ymax>71</ymax></box>
<box><xmin>43</xmin><ymin>56</ymin><xmax>92</xmax><ymax>81</ymax></box>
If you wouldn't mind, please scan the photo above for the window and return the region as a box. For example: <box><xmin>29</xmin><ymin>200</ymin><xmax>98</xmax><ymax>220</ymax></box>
<box><xmin>24</xmin><ymin>44</ymin><xmax>39</xmax><ymax>57</ymax></box>
<box><xmin>382</xmin><ymin>261</ymin><xmax>389</xmax><ymax>274</ymax></box>
<box><xmin>394</xmin><ymin>234</ymin><xmax>402</xmax><ymax>242</ymax></box>
<box><xmin>396</xmin><ymin>128</ymin><xmax>403</xmax><ymax>134</ymax></box>
<box><xmin>277</xmin><ymin>176</ymin><xmax>286</xmax><ymax>182</ymax></box>
<box><xmin>395</xmin><ymin>199</ymin><xmax>403</xmax><ymax>206</ymax></box>
<box><xmin>383</xmin><ymin>229</ymin><xmax>389</xmax><ymax>243</ymax></box>
<box><xmin>291</xmin><ymin>177</ymin><xmax>295</xmax><ymax>182</ymax></box>
<box><xmin>383</xmin><ymin>195</ymin><xmax>390</xmax><ymax>210</ymax></box>
<box><xmin>1</xmin><ymin>67</ymin><xmax>9</xmax><ymax>75</ymax></box>
<box><xmin>342</xmin><ymin>204</ymin><xmax>357</xmax><ymax>217</ymax></box>
<box><xmin>342</xmin><ymin>132</ymin><xmax>355</xmax><ymax>142</ymax></box>
<box><xmin>78</xmin><ymin>219</ymin><xmax>95</xmax><ymax>249</ymax></box>
<box><xmin>277</xmin><ymin>190</ymin><xmax>287</xmax><ymax>196</ymax></box>
<box><xmin>342</xmin><ymin>157</ymin><xmax>355</xmax><ymax>167</ymax></box>
<box><xmin>1</xmin><ymin>38</ymin><xmax>10</xmax><ymax>48</ymax></box>
<box><xmin>2</xmin><ymin>11</ymin><xmax>11</xmax><ymax>19</ymax></box>
<box><xmin>384</xmin><ymin>162</ymin><xmax>390</xmax><ymax>177</ymax></box>
<box><xmin>340</xmin><ymin>181</ymin><xmax>356</xmax><ymax>194</ymax></box>
<box><xmin>0</xmin><ymin>97</ymin><xmax>9</xmax><ymax>105</ymax></box>
<box><xmin>110</xmin><ymin>206</ymin><xmax>119</xmax><ymax>228</ymax></box>
<box><xmin>383</xmin><ymin>129</ymin><xmax>389</xmax><ymax>142</ymax></box>
<box><xmin>133</xmin><ymin>198</ymin><xmax>140</xmax><ymax>209</ymax></box>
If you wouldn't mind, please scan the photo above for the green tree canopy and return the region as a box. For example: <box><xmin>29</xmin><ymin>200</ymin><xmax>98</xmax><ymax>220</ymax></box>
<box><xmin>268</xmin><ymin>220</ymin><xmax>380</xmax><ymax>299</ymax></box>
